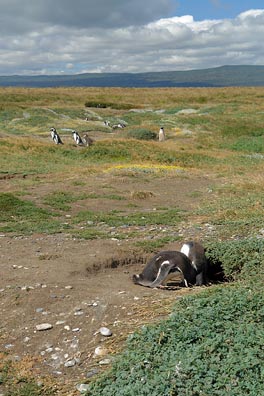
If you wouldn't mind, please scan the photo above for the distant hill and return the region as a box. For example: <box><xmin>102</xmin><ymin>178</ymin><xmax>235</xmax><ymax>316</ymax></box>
<box><xmin>0</xmin><ymin>65</ymin><xmax>264</xmax><ymax>88</ymax></box>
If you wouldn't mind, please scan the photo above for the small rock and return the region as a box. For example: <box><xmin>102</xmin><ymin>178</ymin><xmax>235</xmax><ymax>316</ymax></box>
<box><xmin>76</xmin><ymin>383</ymin><xmax>90</xmax><ymax>393</ymax></box>
<box><xmin>99</xmin><ymin>327</ymin><xmax>112</xmax><ymax>337</ymax></box>
<box><xmin>72</xmin><ymin>328</ymin><xmax>80</xmax><ymax>332</ymax></box>
<box><xmin>5</xmin><ymin>344</ymin><xmax>14</xmax><ymax>349</ymax></box>
<box><xmin>64</xmin><ymin>359</ymin><xmax>76</xmax><ymax>367</ymax></box>
<box><xmin>94</xmin><ymin>346</ymin><xmax>108</xmax><ymax>357</ymax></box>
<box><xmin>99</xmin><ymin>358</ymin><xmax>111</xmax><ymax>365</ymax></box>
<box><xmin>55</xmin><ymin>320</ymin><xmax>65</xmax><ymax>325</ymax></box>
<box><xmin>74</xmin><ymin>311</ymin><xmax>84</xmax><ymax>316</ymax></box>
<box><xmin>36</xmin><ymin>323</ymin><xmax>53</xmax><ymax>331</ymax></box>
<box><xmin>86</xmin><ymin>368</ymin><xmax>99</xmax><ymax>378</ymax></box>
<box><xmin>21</xmin><ymin>286</ymin><xmax>34</xmax><ymax>291</ymax></box>
<box><xmin>64</xmin><ymin>325</ymin><xmax>71</xmax><ymax>331</ymax></box>
<box><xmin>52</xmin><ymin>370</ymin><xmax>62</xmax><ymax>375</ymax></box>
<box><xmin>65</xmin><ymin>285</ymin><xmax>73</xmax><ymax>289</ymax></box>
<box><xmin>23</xmin><ymin>337</ymin><xmax>30</xmax><ymax>343</ymax></box>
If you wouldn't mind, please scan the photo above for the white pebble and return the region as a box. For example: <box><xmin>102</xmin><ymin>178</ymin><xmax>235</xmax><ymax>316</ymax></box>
<box><xmin>64</xmin><ymin>359</ymin><xmax>76</xmax><ymax>367</ymax></box>
<box><xmin>76</xmin><ymin>384</ymin><xmax>90</xmax><ymax>393</ymax></box>
<box><xmin>36</xmin><ymin>323</ymin><xmax>53</xmax><ymax>331</ymax></box>
<box><xmin>99</xmin><ymin>327</ymin><xmax>112</xmax><ymax>337</ymax></box>
<box><xmin>94</xmin><ymin>346</ymin><xmax>108</xmax><ymax>357</ymax></box>
<box><xmin>55</xmin><ymin>320</ymin><xmax>65</xmax><ymax>325</ymax></box>
<box><xmin>99</xmin><ymin>358</ymin><xmax>111</xmax><ymax>365</ymax></box>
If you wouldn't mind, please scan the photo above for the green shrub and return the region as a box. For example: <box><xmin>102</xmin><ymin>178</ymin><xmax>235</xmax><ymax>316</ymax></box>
<box><xmin>226</xmin><ymin>136</ymin><xmax>264</xmax><ymax>153</ymax></box>
<box><xmin>84</xmin><ymin>101</ymin><xmax>133</xmax><ymax>110</ymax></box>
<box><xmin>205</xmin><ymin>238</ymin><xmax>264</xmax><ymax>280</ymax></box>
<box><xmin>126</xmin><ymin>129</ymin><xmax>157</xmax><ymax>141</ymax></box>
<box><xmin>86</xmin><ymin>281</ymin><xmax>264</xmax><ymax>396</ymax></box>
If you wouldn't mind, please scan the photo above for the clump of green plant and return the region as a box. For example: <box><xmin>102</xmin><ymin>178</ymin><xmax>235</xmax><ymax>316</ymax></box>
<box><xmin>43</xmin><ymin>191</ymin><xmax>76</xmax><ymax>210</ymax></box>
<box><xmin>205</xmin><ymin>238</ymin><xmax>264</xmax><ymax>280</ymax></box>
<box><xmin>74</xmin><ymin>208</ymin><xmax>183</xmax><ymax>228</ymax></box>
<box><xmin>84</xmin><ymin>101</ymin><xmax>133</xmax><ymax>110</ymax></box>
<box><xmin>86</xmin><ymin>278</ymin><xmax>264</xmax><ymax>396</ymax></box>
<box><xmin>43</xmin><ymin>191</ymin><xmax>99</xmax><ymax>211</ymax></box>
<box><xmin>135</xmin><ymin>236</ymin><xmax>180</xmax><ymax>253</ymax></box>
<box><xmin>225</xmin><ymin>136</ymin><xmax>264</xmax><ymax>153</ymax></box>
<box><xmin>0</xmin><ymin>193</ymin><xmax>64</xmax><ymax>234</ymax></box>
<box><xmin>71</xmin><ymin>228</ymin><xmax>110</xmax><ymax>240</ymax></box>
<box><xmin>125</xmin><ymin>129</ymin><xmax>157</xmax><ymax>141</ymax></box>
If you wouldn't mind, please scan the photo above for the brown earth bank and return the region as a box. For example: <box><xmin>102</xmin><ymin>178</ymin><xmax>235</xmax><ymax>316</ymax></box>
<box><xmin>0</xmin><ymin>172</ymin><xmax>221</xmax><ymax>395</ymax></box>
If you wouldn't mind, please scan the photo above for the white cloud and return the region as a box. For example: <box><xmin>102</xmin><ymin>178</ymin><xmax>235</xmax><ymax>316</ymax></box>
<box><xmin>0</xmin><ymin>5</ymin><xmax>264</xmax><ymax>75</ymax></box>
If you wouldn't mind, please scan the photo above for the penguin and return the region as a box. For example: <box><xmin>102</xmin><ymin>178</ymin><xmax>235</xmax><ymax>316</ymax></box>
<box><xmin>72</xmin><ymin>130</ymin><xmax>83</xmax><ymax>145</ymax></box>
<box><xmin>158</xmin><ymin>127</ymin><xmax>165</xmax><ymax>142</ymax></box>
<box><xmin>180</xmin><ymin>241</ymin><xmax>208</xmax><ymax>286</ymax></box>
<box><xmin>50</xmin><ymin>127</ymin><xmax>63</xmax><ymax>144</ymax></box>
<box><xmin>133</xmin><ymin>250</ymin><xmax>197</xmax><ymax>288</ymax></box>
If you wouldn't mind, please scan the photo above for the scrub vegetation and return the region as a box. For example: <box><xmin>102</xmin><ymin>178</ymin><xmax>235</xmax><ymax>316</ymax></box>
<box><xmin>0</xmin><ymin>86</ymin><xmax>263</xmax><ymax>395</ymax></box>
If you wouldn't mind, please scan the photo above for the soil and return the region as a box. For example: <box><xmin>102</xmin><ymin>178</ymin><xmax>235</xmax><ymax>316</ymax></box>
<box><xmin>0</xmin><ymin>168</ymin><xmax>219</xmax><ymax>395</ymax></box>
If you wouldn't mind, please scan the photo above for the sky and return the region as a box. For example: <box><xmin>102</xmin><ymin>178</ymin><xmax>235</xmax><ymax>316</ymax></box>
<box><xmin>0</xmin><ymin>0</ymin><xmax>264</xmax><ymax>75</ymax></box>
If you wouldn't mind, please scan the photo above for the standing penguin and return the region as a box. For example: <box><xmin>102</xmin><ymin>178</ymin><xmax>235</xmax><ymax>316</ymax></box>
<box><xmin>158</xmin><ymin>127</ymin><xmax>166</xmax><ymax>142</ymax></box>
<box><xmin>50</xmin><ymin>127</ymin><xmax>63</xmax><ymax>144</ymax></box>
<box><xmin>180</xmin><ymin>241</ymin><xmax>208</xmax><ymax>285</ymax></box>
<box><xmin>72</xmin><ymin>130</ymin><xmax>83</xmax><ymax>145</ymax></box>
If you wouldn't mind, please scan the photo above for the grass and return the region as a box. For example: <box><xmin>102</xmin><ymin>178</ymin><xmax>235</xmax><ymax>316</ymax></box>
<box><xmin>0</xmin><ymin>354</ymin><xmax>55</xmax><ymax>396</ymax></box>
<box><xmin>74</xmin><ymin>208</ymin><xmax>184</xmax><ymax>228</ymax></box>
<box><xmin>43</xmin><ymin>191</ymin><xmax>77</xmax><ymax>210</ymax></box>
<box><xmin>1</xmin><ymin>86</ymin><xmax>264</xmax><ymax>395</ymax></box>
<box><xmin>195</xmin><ymin>182</ymin><xmax>264</xmax><ymax>238</ymax></box>
<box><xmin>0</xmin><ymin>193</ymin><xmax>66</xmax><ymax>234</ymax></box>
<box><xmin>134</xmin><ymin>236</ymin><xmax>181</xmax><ymax>253</ymax></box>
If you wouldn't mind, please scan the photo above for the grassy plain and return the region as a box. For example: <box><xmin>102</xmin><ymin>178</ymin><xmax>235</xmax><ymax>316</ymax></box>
<box><xmin>0</xmin><ymin>86</ymin><xmax>263</xmax><ymax>395</ymax></box>
<box><xmin>0</xmin><ymin>86</ymin><xmax>263</xmax><ymax>240</ymax></box>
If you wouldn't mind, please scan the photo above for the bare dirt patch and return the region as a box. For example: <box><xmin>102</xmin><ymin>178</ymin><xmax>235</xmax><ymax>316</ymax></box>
<box><xmin>0</xmin><ymin>171</ymin><xmax>218</xmax><ymax>395</ymax></box>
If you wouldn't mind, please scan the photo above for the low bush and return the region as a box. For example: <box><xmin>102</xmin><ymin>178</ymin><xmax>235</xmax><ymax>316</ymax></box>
<box><xmin>126</xmin><ymin>129</ymin><xmax>157</xmax><ymax>141</ymax></box>
<box><xmin>84</xmin><ymin>101</ymin><xmax>133</xmax><ymax>110</ymax></box>
<box><xmin>205</xmin><ymin>238</ymin><xmax>264</xmax><ymax>281</ymax></box>
<box><xmin>86</xmin><ymin>279</ymin><xmax>264</xmax><ymax>396</ymax></box>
